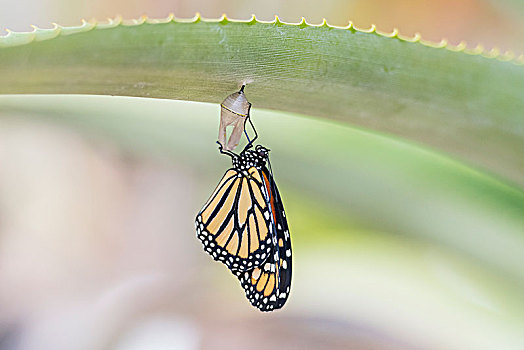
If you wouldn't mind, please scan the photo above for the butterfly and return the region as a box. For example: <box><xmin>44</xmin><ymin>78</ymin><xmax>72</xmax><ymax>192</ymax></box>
<box><xmin>195</xmin><ymin>91</ymin><xmax>292</xmax><ymax>311</ymax></box>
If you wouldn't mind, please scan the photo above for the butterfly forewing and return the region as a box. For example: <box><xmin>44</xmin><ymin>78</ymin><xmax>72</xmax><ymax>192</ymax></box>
<box><xmin>195</xmin><ymin>167</ymin><xmax>274</xmax><ymax>271</ymax></box>
<box><xmin>236</xmin><ymin>167</ymin><xmax>292</xmax><ymax>311</ymax></box>
<box><xmin>195</xmin><ymin>144</ymin><xmax>292</xmax><ymax>312</ymax></box>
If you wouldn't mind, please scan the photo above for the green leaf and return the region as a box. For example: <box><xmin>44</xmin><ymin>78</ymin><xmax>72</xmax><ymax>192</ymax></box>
<box><xmin>1</xmin><ymin>16</ymin><xmax>523</xmax><ymax>188</ymax></box>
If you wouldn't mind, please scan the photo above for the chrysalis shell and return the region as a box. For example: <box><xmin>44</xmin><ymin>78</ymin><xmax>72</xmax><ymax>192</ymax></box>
<box><xmin>218</xmin><ymin>86</ymin><xmax>251</xmax><ymax>151</ymax></box>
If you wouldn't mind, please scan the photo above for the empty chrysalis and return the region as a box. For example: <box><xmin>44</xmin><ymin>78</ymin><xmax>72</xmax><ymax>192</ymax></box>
<box><xmin>218</xmin><ymin>85</ymin><xmax>251</xmax><ymax>151</ymax></box>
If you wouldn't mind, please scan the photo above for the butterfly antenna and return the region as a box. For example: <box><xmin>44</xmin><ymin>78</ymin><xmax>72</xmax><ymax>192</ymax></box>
<box><xmin>244</xmin><ymin>128</ymin><xmax>252</xmax><ymax>144</ymax></box>
<box><xmin>248</xmin><ymin>114</ymin><xmax>258</xmax><ymax>143</ymax></box>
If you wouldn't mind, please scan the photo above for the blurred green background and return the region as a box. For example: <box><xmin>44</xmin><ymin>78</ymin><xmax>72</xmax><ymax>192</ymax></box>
<box><xmin>1</xmin><ymin>1</ymin><xmax>524</xmax><ymax>350</ymax></box>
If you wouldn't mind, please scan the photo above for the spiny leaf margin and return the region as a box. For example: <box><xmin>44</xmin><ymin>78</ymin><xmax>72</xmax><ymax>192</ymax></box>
<box><xmin>1</xmin><ymin>13</ymin><xmax>522</xmax><ymax>65</ymax></box>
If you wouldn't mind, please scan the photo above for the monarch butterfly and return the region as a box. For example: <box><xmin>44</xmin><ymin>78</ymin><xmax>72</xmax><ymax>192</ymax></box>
<box><xmin>195</xmin><ymin>88</ymin><xmax>292</xmax><ymax>311</ymax></box>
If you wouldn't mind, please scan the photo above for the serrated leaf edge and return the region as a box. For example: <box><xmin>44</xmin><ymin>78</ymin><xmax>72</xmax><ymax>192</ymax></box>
<box><xmin>1</xmin><ymin>13</ymin><xmax>522</xmax><ymax>65</ymax></box>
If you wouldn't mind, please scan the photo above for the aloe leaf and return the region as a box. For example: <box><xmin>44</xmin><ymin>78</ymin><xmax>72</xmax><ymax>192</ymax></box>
<box><xmin>1</xmin><ymin>16</ymin><xmax>523</xmax><ymax>188</ymax></box>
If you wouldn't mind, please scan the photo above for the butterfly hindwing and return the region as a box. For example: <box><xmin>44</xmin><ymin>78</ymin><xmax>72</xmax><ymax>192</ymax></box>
<box><xmin>236</xmin><ymin>166</ymin><xmax>292</xmax><ymax>311</ymax></box>
<box><xmin>269</xmin><ymin>169</ymin><xmax>292</xmax><ymax>310</ymax></box>
<box><xmin>195</xmin><ymin>167</ymin><xmax>274</xmax><ymax>271</ymax></box>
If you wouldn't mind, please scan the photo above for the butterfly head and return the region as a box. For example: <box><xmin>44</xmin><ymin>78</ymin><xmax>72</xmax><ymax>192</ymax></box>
<box><xmin>255</xmin><ymin>145</ymin><xmax>270</xmax><ymax>159</ymax></box>
<box><xmin>233</xmin><ymin>145</ymin><xmax>270</xmax><ymax>170</ymax></box>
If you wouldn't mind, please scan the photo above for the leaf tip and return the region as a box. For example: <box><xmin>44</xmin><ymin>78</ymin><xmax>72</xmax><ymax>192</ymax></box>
<box><xmin>297</xmin><ymin>17</ymin><xmax>309</xmax><ymax>28</ymax></box>
<box><xmin>376</xmin><ymin>27</ymin><xmax>398</xmax><ymax>38</ymax></box>
<box><xmin>446</xmin><ymin>40</ymin><xmax>467</xmax><ymax>52</ymax></box>
<box><xmin>390</xmin><ymin>28</ymin><xmax>399</xmax><ymax>38</ymax></box>
<box><xmin>464</xmin><ymin>43</ymin><xmax>484</xmax><ymax>55</ymax></box>
<box><xmin>167</xmin><ymin>13</ymin><xmax>175</xmax><ymax>22</ymax></box>
<box><xmin>499</xmin><ymin>50</ymin><xmax>515</xmax><ymax>62</ymax></box>
<box><xmin>247</xmin><ymin>14</ymin><xmax>257</xmax><ymax>25</ymax></box>
<box><xmin>192</xmin><ymin>13</ymin><xmax>202</xmax><ymax>23</ymax></box>
<box><xmin>482</xmin><ymin>46</ymin><xmax>500</xmax><ymax>59</ymax></box>
<box><xmin>421</xmin><ymin>37</ymin><xmax>448</xmax><ymax>48</ymax></box>
<box><xmin>145</xmin><ymin>13</ymin><xmax>174</xmax><ymax>24</ymax></box>
<box><xmin>353</xmin><ymin>23</ymin><xmax>376</xmax><ymax>33</ymax></box>
<box><xmin>344</xmin><ymin>21</ymin><xmax>354</xmax><ymax>31</ymax></box>
<box><xmin>0</xmin><ymin>27</ymin><xmax>36</xmax><ymax>47</ymax></box>
<box><xmin>122</xmin><ymin>15</ymin><xmax>147</xmax><ymax>26</ymax></box>
<box><xmin>218</xmin><ymin>14</ymin><xmax>229</xmax><ymax>24</ymax></box>
<box><xmin>96</xmin><ymin>16</ymin><xmax>121</xmax><ymax>29</ymax></box>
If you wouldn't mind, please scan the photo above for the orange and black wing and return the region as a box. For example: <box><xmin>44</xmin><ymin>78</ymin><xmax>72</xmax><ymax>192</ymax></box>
<box><xmin>195</xmin><ymin>167</ymin><xmax>274</xmax><ymax>271</ymax></box>
<box><xmin>236</xmin><ymin>167</ymin><xmax>292</xmax><ymax>311</ymax></box>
